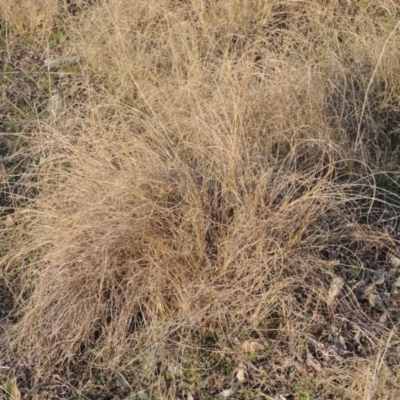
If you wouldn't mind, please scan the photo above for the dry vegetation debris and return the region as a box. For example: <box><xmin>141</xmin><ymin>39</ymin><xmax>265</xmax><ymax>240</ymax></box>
<box><xmin>1</xmin><ymin>0</ymin><xmax>400</xmax><ymax>399</ymax></box>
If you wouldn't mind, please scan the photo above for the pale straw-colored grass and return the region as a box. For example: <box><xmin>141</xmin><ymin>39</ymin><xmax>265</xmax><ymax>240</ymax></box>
<box><xmin>1</xmin><ymin>1</ymin><xmax>400</xmax><ymax>398</ymax></box>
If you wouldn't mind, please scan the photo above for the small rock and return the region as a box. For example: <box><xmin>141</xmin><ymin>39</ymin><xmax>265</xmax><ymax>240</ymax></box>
<box><xmin>218</xmin><ymin>387</ymin><xmax>237</xmax><ymax>398</ymax></box>
<box><xmin>373</xmin><ymin>269</ymin><xmax>385</xmax><ymax>285</ymax></box>
<box><xmin>393</xmin><ymin>276</ymin><xmax>400</xmax><ymax>288</ymax></box>
<box><xmin>368</xmin><ymin>292</ymin><xmax>377</xmax><ymax>307</ymax></box>
<box><xmin>241</xmin><ymin>339</ymin><xmax>263</xmax><ymax>353</ymax></box>
<box><xmin>369</xmin><ymin>292</ymin><xmax>390</xmax><ymax>309</ymax></box>
<box><xmin>389</xmin><ymin>255</ymin><xmax>400</xmax><ymax>268</ymax></box>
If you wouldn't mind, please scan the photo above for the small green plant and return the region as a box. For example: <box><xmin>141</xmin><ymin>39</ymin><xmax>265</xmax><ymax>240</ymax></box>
<box><xmin>1</xmin><ymin>378</ymin><xmax>21</xmax><ymax>400</ymax></box>
<box><xmin>349</xmin><ymin>265</ymin><xmax>361</xmax><ymax>278</ymax></box>
<box><xmin>0</xmin><ymin>66</ymin><xmax>15</xmax><ymax>84</ymax></box>
<box><xmin>51</xmin><ymin>26</ymin><xmax>66</xmax><ymax>45</ymax></box>
<box><xmin>293</xmin><ymin>380</ymin><xmax>312</xmax><ymax>400</ymax></box>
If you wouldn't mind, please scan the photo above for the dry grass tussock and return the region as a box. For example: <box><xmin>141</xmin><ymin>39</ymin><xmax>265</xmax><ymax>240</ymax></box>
<box><xmin>1</xmin><ymin>0</ymin><xmax>400</xmax><ymax>398</ymax></box>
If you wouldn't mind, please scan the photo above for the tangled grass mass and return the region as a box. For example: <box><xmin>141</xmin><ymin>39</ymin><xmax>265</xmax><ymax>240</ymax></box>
<box><xmin>1</xmin><ymin>1</ymin><xmax>400</xmax><ymax>399</ymax></box>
